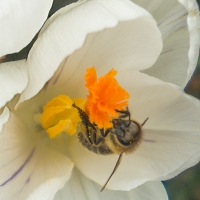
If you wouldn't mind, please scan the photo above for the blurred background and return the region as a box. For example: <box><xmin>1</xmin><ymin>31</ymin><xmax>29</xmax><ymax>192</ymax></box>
<box><xmin>3</xmin><ymin>0</ymin><xmax>200</xmax><ymax>199</ymax></box>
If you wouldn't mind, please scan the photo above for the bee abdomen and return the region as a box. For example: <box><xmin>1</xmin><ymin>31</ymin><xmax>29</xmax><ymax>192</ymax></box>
<box><xmin>98</xmin><ymin>144</ymin><xmax>112</xmax><ymax>155</ymax></box>
<box><xmin>78</xmin><ymin>132</ymin><xmax>112</xmax><ymax>155</ymax></box>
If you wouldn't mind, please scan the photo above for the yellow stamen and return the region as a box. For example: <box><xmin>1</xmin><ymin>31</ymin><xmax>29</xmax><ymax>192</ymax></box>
<box><xmin>41</xmin><ymin>95</ymin><xmax>85</xmax><ymax>139</ymax></box>
<box><xmin>85</xmin><ymin>67</ymin><xmax>130</xmax><ymax>129</ymax></box>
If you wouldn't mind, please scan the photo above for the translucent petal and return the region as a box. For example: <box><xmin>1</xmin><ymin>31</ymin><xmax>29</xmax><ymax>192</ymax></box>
<box><xmin>18</xmin><ymin>0</ymin><xmax>162</xmax><ymax>104</ymax></box>
<box><xmin>0</xmin><ymin>60</ymin><xmax>28</xmax><ymax>109</ymax></box>
<box><xmin>54</xmin><ymin>169</ymin><xmax>168</xmax><ymax>200</ymax></box>
<box><xmin>133</xmin><ymin>0</ymin><xmax>200</xmax><ymax>88</ymax></box>
<box><xmin>0</xmin><ymin>107</ymin><xmax>9</xmax><ymax>132</ymax></box>
<box><xmin>0</xmin><ymin>112</ymin><xmax>74</xmax><ymax>200</ymax></box>
<box><xmin>0</xmin><ymin>0</ymin><xmax>53</xmax><ymax>57</ymax></box>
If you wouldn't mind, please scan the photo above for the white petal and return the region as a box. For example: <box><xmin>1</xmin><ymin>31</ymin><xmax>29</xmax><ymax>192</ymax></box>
<box><xmin>27</xmin><ymin>173</ymin><xmax>71</xmax><ymax>200</ymax></box>
<box><xmin>0</xmin><ymin>107</ymin><xmax>9</xmax><ymax>132</ymax></box>
<box><xmin>0</xmin><ymin>112</ymin><xmax>74</xmax><ymax>200</ymax></box>
<box><xmin>38</xmin><ymin>1</ymin><xmax>83</xmax><ymax>37</ymax></box>
<box><xmin>118</xmin><ymin>71</ymin><xmax>200</xmax><ymax>133</ymax></box>
<box><xmin>133</xmin><ymin>0</ymin><xmax>200</xmax><ymax>88</ymax></box>
<box><xmin>0</xmin><ymin>0</ymin><xmax>53</xmax><ymax>57</ymax></box>
<box><xmin>19</xmin><ymin>0</ymin><xmax>162</xmax><ymax>103</ymax></box>
<box><xmin>149</xmin><ymin>93</ymin><xmax>200</xmax><ymax>181</ymax></box>
<box><xmin>0</xmin><ymin>60</ymin><xmax>28</xmax><ymax>109</ymax></box>
<box><xmin>69</xmin><ymin>71</ymin><xmax>200</xmax><ymax>190</ymax></box>
<box><xmin>179</xmin><ymin>0</ymin><xmax>200</xmax><ymax>84</ymax></box>
<box><xmin>54</xmin><ymin>169</ymin><xmax>168</xmax><ymax>200</ymax></box>
<box><xmin>156</xmin><ymin>149</ymin><xmax>200</xmax><ymax>181</ymax></box>
<box><xmin>185</xmin><ymin>93</ymin><xmax>200</xmax><ymax>108</ymax></box>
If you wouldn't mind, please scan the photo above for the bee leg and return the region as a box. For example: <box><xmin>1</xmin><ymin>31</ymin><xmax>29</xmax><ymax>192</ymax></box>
<box><xmin>80</xmin><ymin>114</ymin><xmax>96</xmax><ymax>131</ymax></box>
<box><xmin>87</xmin><ymin>121</ymin><xmax>96</xmax><ymax>131</ymax></box>
<box><xmin>91</xmin><ymin>129</ymin><xmax>103</xmax><ymax>145</ymax></box>
<box><xmin>116</xmin><ymin>107</ymin><xmax>131</xmax><ymax>121</ymax></box>
<box><xmin>85</xmin><ymin>125</ymin><xmax>93</xmax><ymax>144</ymax></box>
<box><xmin>95</xmin><ymin>136</ymin><xmax>103</xmax><ymax>145</ymax></box>
<box><xmin>116</xmin><ymin>107</ymin><xmax>131</xmax><ymax>126</ymax></box>
<box><xmin>72</xmin><ymin>103</ymin><xmax>96</xmax><ymax>131</ymax></box>
<box><xmin>100</xmin><ymin>128</ymin><xmax>110</xmax><ymax>137</ymax></box>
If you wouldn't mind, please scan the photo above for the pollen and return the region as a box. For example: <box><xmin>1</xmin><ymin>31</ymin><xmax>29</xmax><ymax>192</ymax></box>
<box><xmin>41</xmin><ymin>95</ymin><xmax>85</xmax><ymax>139</ymax></box>
<box><xmin>85</xmin><ymin>67</ymin><xmax>130</xmax><ymax>129</ymax></box>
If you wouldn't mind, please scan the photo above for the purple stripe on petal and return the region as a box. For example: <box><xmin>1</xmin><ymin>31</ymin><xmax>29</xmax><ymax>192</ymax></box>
<box><xmin>0</xmin><ymin>147</ymin><xmax>35</xmax><ymax>186</ymax></box>
<box><xmin>143</xmin><ymin>139</ymin><xmax>155</xmax><ymax>142</ymax></box>
<box><xmin>26</xmin><ymin>176</ymin><xmax>31</xmax><ymax>184</ymax></box>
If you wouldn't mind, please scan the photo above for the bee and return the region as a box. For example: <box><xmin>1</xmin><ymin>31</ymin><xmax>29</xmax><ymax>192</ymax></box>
<box><xmin>72</xmin><ymin>103</ymin><xmax>148</xmax><ymax>192</ymax></box>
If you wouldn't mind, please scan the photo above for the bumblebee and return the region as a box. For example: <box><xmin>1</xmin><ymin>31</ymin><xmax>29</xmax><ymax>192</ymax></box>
<box><xmin>72</xmin><ymin>103</ymin><xmax>148</xmax><ymax>191</ymax></box>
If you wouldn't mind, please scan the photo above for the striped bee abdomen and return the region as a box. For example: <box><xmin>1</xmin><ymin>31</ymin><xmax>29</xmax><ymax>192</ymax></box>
<box><xmin>78</xmin><ymin>131</ymin><xmax>112</xmax><ymax>155</ymax></box>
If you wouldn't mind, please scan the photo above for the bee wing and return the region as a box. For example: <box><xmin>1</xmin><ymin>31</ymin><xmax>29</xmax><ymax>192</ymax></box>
<box><xmin>100</xmin><ymin>153</ymin><xmax>124</xmax><ymax>192</ymax></box>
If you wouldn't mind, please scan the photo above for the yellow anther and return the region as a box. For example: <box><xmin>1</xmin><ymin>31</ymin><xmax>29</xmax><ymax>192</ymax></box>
<box><xmin>41</xmin><ymin>95</ymin><xmax>85</xmax><ymax>139</ymax></box>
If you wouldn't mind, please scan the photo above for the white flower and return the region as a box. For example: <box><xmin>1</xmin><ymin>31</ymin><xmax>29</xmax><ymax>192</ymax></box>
<box><xmin>0</xmin><ymin>0</ymin><xmax>53</xmax><ymax>57</ymax></box>
<box><xmin>0</xmin><ymin>0</ymin><xmax>200</xmax><ymax>199</ymax></box>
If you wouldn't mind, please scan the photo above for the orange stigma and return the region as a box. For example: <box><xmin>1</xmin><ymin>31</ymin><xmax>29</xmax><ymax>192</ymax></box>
<box><xmin>85</xmin><ymin>67</ymin><xmax>130</xmax><ymax>129</ymax></box>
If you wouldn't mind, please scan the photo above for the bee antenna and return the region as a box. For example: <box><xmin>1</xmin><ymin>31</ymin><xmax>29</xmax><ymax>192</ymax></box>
<box><xmin>141</xmin><ymin>117</ymin><xmax>149</xmax><ymax>126</ymax></box>
<box><xmin>100</xmin><ymin>153</ymin><xmax>123</xmax><ymax>192</ymax></box>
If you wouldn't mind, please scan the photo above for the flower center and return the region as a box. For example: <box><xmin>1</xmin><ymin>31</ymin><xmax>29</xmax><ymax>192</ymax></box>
<box><xmin>41</xmin><ymin>95</ymin><xmax>85</xmax><ymax>139</ymax></box>
<box><xmin>41</xmin><ymin>67</ymin><xmax>130</xmax><ymax>138</ymax></box>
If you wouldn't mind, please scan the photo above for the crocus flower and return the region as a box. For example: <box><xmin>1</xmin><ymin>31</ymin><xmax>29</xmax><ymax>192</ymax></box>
<box><xmin>0</xmin><ymin>0</ymin><xmax>200</xmax><ymax>200</ymax></box>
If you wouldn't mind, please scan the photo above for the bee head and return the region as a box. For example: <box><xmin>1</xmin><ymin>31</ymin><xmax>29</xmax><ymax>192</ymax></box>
<box><xmin>112</xmin><ymin>119</ymin><xmax>141</xmax><ymax>146</ymax></box>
